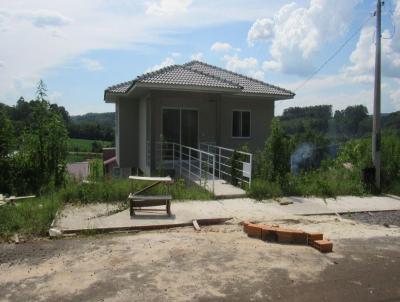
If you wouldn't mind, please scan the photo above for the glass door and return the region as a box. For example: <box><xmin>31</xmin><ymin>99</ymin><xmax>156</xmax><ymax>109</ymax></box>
<box><xmin>162</xmin><ymin>108</ymin><xmax>198</xmax><ymax>148</ymax></box>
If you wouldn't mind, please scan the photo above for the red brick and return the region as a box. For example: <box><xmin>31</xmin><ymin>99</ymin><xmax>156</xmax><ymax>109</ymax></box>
<box><xmin>260</xmin><ymin>225</ymin><xmax>279</xmax><ymax>242</ymax></box>
<box><xmin>312</xmin><ymin>239</ymin><xmax>333</xmax><ymax>253</ymax></box>
<box><xmin>306</xmin><ymin>232</ymin><xmax>323</xmax><ymax>241</ymax></box>
<box><xmin>276</xmin><ymin>229</ymin><xmax>304</xmax><ymax>244</ymax></box>
<box><xmin>243</xmin><ymin>223</ymin><xmax>262</xmax><ymax>239</ymax></box>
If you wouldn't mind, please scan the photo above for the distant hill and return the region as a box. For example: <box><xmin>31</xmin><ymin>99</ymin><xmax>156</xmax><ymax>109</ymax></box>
<box><xmin>70</xmin><ymin>112</ymin><xmax>115</xmax><ymax>128</ymax></box>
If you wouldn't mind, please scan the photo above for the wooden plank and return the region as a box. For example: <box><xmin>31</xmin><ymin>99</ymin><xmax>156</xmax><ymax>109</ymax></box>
<box><xmin>192</xmin><ymin>220</ymin><xmax>201</xmax><ymax>231</ymax></box>
<box><xmin>129</xmin><ymin>176</ymin><xmax>173</xmax><ymax>182</ymax></box>
<box><xmin>131</xmin><ymin>195</ymin><xmax>172</xmax><ymax>201</ymax></box>
<box><xmin>62</xmin><ymin>217</ymin><xmax>232</xmax><ymax>235</ymax></box>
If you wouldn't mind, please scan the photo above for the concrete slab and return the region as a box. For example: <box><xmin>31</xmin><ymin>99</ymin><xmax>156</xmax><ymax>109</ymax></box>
<box><xmin>275</xmin><ymin>195</ymin><xmax>400</xmax><ymax>215</ymax></box>
<box><xmin>54</xmin><ymin>195</ymin><xmax>400</xmax><ymax>232</ymax></box>
<box><xmin>195</xmin><ymin>179</ymin><xmax>247</xmax><ymax>199</ymax></box>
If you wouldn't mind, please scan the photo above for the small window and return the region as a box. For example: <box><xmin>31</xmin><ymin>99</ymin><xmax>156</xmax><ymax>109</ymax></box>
<box><xmin>232</xmin><ymin>110</ymin><xmax>251</xmax><ymax>138</ymax></box>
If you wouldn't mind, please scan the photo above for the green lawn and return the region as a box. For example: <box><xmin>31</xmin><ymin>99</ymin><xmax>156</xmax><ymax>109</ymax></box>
<box><xmin>68</xmin><ymin>138</ymin><xmax>113</xmax><ymax>153</ymax></box>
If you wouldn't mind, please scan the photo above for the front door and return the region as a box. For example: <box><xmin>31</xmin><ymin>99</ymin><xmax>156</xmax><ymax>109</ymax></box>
<box><xmin>162</xmin><ymin>108</ymin><xmax>198</xmax><ymax>148</ymax></box>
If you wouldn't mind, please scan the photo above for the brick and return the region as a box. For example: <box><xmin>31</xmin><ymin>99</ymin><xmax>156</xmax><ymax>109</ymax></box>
<box><xmin>260</xmin><ymin>225</ymin><xmax>279</xmax><ymax>242</ymax></box>
<box><xmin>276</xmin><ymin>229</ymin><xmax>305</xmax><ymax>244</ymax></box>
<box><xmin>312</xmin><ymin>239</ymin><xmax>333</xmax><ymax>253</ymax></box>
<box><xmin>306</xmin><ymin>232</ymin><xmax>323</xmax><ymax>241</ymax></box>
<box><xmin>243</xmin><ymin>223</ymin><xmax>262</xmax><ymax>239</ymax></box>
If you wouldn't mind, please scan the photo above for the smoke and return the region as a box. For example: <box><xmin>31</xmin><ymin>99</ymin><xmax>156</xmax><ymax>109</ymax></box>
<box><xmin>290</xmin><ymin>143</ymin><xmax>315</xmax><ymax>175</ymax></box>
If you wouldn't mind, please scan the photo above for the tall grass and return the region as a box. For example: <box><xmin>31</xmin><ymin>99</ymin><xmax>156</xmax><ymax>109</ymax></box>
<box><xmin>248</xmin><ymin>167</ymin><xmax>366</xmax><ymax>200</ymax></box>
<box><xmin>60</xmin><ymin>178</ymin><xmax>213</xmax><ymax>203</ymax></box>
<box><xmin>0</xmin><ymin>178</ymin><xmax>213</xmax><ymax>239</ymax></box>
<box><xmin>0</xmin><ymin>194</ymin><xmax>60</xmax><ymax>238</ymax></box>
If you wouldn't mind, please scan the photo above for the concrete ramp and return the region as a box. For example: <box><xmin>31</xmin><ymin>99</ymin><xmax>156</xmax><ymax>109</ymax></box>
<box><xmin>195</xmin><ymin>179</ymin><xmax>247</xmax><ymax>199</ymax></box>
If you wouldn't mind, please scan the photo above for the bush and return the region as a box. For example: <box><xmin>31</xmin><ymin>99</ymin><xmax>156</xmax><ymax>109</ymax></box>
<box><xmin>248</xmin><ymin>179</ymin><xmax>282</xmax><ymax>200</ymax></box>
<box><xmin>286</xmin><ymin>168</ymin><xmax>366</xmax><ymax>198</ymax></box>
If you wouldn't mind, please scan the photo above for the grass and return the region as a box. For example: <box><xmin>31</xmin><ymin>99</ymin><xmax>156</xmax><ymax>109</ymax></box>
<box><xmin>60</xmin><ymin>178</ymin><xmax>213</xmax><ymax>203</ymax></box>
<box><xmin>0</xmin><ymin>178</ymin><xmax>213</xmax><ymax>239</ymax></box>
<box><xmin>68</xmin><ymin>138</ymin><xmax>112</xmax><ymax>153</ymax></box>
<box><xmin>248</xmin><ymin>167</ymin><xmax>367</xmax><ymax>201</ymax></box>
<box><xmin>0</xmin><ymin>194</ymin><xmax>60</xmax><ymax>239</ymax></box>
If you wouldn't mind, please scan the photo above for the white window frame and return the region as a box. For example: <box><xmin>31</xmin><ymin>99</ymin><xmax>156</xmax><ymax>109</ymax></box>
<box><xmin>232</xmin><ymin>110</ymin><xmax>251</xmax><ymax>139</ymax></box>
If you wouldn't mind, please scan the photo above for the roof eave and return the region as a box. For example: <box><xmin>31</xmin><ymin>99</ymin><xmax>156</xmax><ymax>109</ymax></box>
<box><xmin>233</xmin><ymin>92</ymin><xmax>295</xmax><ymax>100</ymax></box>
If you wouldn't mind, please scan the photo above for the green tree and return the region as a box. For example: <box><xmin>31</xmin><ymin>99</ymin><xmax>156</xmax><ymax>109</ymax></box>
<box><xmin>0</xmin><ymin>109</ymin><xmax>14</xmax><ymax>193</ymax></box>
<box><xmin>261</xmin><ymin>118</ymin><xmax>293</xmax><ymax>185</ymax></box>
<box><xmin>36</xmin><ymin>79</ymin><xmax>48</xmax><ymax>102</ymax></box>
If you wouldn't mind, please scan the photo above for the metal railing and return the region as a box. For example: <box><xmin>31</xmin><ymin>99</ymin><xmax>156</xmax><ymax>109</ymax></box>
<box><xmin>199</xmin><ymin>143</ymin><xmax>253</xmax><ymax>187</ymax></box>
<box><xmin>155</xmin><ymin>142</ymin><xmax>215</xmax><ymax>193</ymax></box>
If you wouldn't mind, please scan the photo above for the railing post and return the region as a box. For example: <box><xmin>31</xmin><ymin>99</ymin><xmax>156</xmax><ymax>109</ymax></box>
<box><xmin>189</xmin><ymin>148</ymin><xmax>191</xmax><ymax>178</ymax></box>
<box><xmin>199</xmin><ymin>151</ymin><xmax>202</xmax><ymax>186</ymax></box>
<box><xmin>172</xmin><ymin>143</ymin><xmax>175</xmax><ymax>168</ymax></box>
<box><xmin>218</xmin><ymin>147</ymin><xmax>221</xmax><ymax>179</ymax></box>
<box><xmin>249</xmin><ymin>153</ymin><xmax>253</xmax><ymax>187</ymax></box>
<box><xmin>179</xmin><ymin>144</ymin><xmax>182</xmax><ymax>178</ymax></box>
<box><xmin>212</xmin><ymin>154</ymin><xmax>215</xmax><ymax>194</ymax></box>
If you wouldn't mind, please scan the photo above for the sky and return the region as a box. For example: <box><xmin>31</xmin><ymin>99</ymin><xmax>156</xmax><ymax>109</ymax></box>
<box><xmin>0</xmin><ymin>0</ymin><xmax>399</xmax><ymax>116</ymax></box>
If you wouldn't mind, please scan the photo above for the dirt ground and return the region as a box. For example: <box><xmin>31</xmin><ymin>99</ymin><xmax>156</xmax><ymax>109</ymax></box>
<box><xmin>1</xmin><ymin>213</ymin><xmax>400</xmax><ymax>302</ymax></box>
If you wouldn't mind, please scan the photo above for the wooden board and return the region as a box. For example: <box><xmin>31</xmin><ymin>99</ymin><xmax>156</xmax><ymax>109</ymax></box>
<box><xmin>192</xmin><ymin>220</ymin><xmax>201</xmax><ymax>231</ymax></box>
<box><xmin>129</xmin><ymin>176</ymin><xmax>173</xmax><ymax>182</ymax></box>
<box><xmin>62</xmin><ymin>217</ymin><xmax>233</xmax><ymax>235</ymax></box>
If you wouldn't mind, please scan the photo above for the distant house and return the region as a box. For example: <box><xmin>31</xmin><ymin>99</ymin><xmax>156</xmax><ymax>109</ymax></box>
<box><xmin>102</xmin><ymin>147</ymin><xmax>117</xmax><ymax>177</ymax></box>
<box><xmin>104</xmin><ymin>61</ymin><xmax>294</xmax><ymax>177</ymax></box>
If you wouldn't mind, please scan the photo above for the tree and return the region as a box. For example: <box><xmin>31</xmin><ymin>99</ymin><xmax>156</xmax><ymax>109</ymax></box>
<box><xmin>36</xmin><ymin>80</ymin><xmax>48</xmax><ymax>102</ymax></box>
<box><xmin>10</xmin><ymin>101</ymin><xmax>68</xmax><ymax>194</ymax></box>
<box><xmin>334</xmin><ymin>105</ymin><xmax>369</xmax><ymax>139</ymax></box>
<box><xmin>0</xmin><ymin>109</ymin><xmax>14</xmax><ymax>193</ymax></box>
<box><xmin>261</xmin><ymin>118</ymin><xmax>292</xmax><ymax>184</ymax></box>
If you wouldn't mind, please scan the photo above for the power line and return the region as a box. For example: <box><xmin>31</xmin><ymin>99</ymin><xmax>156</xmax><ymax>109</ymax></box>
<box><xmin>294</xmin><ymin>13</ymin><xmax>375</xmax><ymax>92</ymax></box>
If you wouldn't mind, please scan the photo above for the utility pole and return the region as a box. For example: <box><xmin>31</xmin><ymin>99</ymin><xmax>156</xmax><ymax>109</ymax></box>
<box><xmin>372</xmin><ymin>0</ymin><xmax>382</xmax><ymax>190</ymax></box>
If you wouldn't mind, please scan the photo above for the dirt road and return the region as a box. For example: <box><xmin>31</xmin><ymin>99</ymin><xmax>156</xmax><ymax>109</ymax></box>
<box><xmin>1</xmin><ymin>215</ymin><xmax>399</xmax><ymax>301</ymax></box>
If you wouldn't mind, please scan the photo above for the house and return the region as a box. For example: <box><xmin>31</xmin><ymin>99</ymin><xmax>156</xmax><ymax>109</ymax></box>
<box><xmin>104</xmin><ymin>60</ymin><xmax>294</xmax><ymax>178</ymax></box>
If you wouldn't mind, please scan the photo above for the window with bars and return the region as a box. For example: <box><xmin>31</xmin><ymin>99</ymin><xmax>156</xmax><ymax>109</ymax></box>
<box><xmin>232</xmin><ymin>110</ymin><xmax>250</xmax><ymax>138</ymax></box>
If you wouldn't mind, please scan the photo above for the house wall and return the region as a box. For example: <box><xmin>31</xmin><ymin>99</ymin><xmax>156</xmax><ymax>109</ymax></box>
<box><xmin>116</xmin><ymin>97</ymin><xmax>139</xmax><ymax>169</ymax></box>
<box><xmin>218</xmin><ymin>95</ymin><xmax>275</xmax><ymax>152</ymax></box>
<box><xmin>115</xmin><ymin>90</ymin><xmax>275</xmax><ymax>175</ymax></box>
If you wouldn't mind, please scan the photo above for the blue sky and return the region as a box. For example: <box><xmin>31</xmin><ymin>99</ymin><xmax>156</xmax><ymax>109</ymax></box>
<box><xmin>0</xmin><ymin>0</ymin><xmax>399</xmax><ymax>115</ymax></box>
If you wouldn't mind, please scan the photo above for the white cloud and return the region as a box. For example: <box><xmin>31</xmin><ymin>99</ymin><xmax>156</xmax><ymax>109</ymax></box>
<box><xmin>0</xmin><ymin>9</ymin><xmax>71</xmax><ymax>28</ymax></box>
<box><xmin>247</xmin><ymin>18</ymin><xmax>274</xmax><ymax>46</ymax></box>
<box><xmin>0</xmin><ymin>1</ymin><xmax>278</xmax><ymax>103</ymax></box>
<box><xmin>81</xmin><ymin>58</ymin><xmax>103</xmax><ymax>71</ymax></box>
<box><xmin>190</xmin><ymin>52</ymin><xmax>204</xmax><ymax>61</ymax></box>
<box><xmin>389</xmin><ymin>80</ymin><xmax>400</xmax><ymax>110</ymax></box>
<box><xmin>171</xmin><ymin>52</ymin><xmax>181</xmax><ymax>57</ymax></box>
<box><xmin>48</xmin><ymin>91</ymin><xmax>62</xmax><ymax>102</ymax></box>
<box><xmin>210</xmin><ymin>42</ymin><xmax>240</xmax><ymax>53</ymax></box>
<box><xmin>223</xmin><ymin>54</ymin><xmax>264</xmax><ymax>80</ymax></box>
<box><xmin>249</xmin><ymin>0</ymin><xmax>361</xmax><ymax>76</ymax></box>
<box><xmin>146</xmin><ymin>57</ymin><xmax>175</xmax><ymax>72</ymax></box>
<box><xmin>0</xmin><ymin>61</ymin><xmax>4</xmax><ymax>67</ymax></box>
<box><xmin>346</xmin><ymin>1</ymin><xmax>400</xmax><ymax>81</ymax></box>
<box><xmin>145</xmin><ymin>0</ymin><xmax>192</xmax><ymax>16</ymax></box>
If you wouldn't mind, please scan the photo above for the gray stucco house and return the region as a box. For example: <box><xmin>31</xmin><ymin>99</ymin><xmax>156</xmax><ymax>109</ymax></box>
<box><xmin>104</xmin><ymin>60</ymin><xmax>294</xmax><ymax>176</ymax></box>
